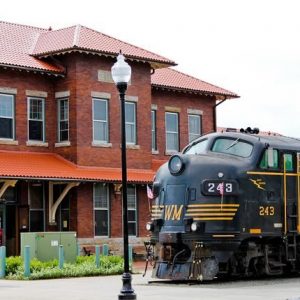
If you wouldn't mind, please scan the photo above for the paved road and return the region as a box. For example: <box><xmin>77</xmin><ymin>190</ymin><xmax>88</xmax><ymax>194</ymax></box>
<box><xmin>1</xmin><ymin>272</ymin><xmax>300</xmax><ymax>300</ymax></box>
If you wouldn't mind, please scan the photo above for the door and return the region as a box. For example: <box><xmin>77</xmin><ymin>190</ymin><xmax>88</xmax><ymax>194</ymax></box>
<box><xmin>283</xmin><ymin>153</ymin><xmax>298</xmax><ymax>234</ymax></box>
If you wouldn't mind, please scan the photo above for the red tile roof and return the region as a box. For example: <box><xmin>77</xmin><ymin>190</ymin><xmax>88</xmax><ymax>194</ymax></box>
<box><xmin>0</xmin><ymin>21</ymin><xmax>175</xmax><ymax>73</ymax></box>
<box><xmin>152</xmin><ymin>68</ymin><xmax>239</xmax><ymax>98</ymax></box>
<box><xmin>0</xmin><ymin>22</ymin><xmax>63</xmax><ymax>73</ymax></box>
<box><xmin>32</xmin><ymin>25</ymin><xmax>175</xmax><ymax>68</ymax></box>
<box><xmin>0</xmin><ymin>151</ymin><xmax>154</xmax><ymax>183</ymax></box>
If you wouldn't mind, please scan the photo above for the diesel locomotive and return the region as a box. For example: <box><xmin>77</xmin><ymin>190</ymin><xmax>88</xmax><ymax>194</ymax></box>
<box><xmin>145</xmin><ymin>129</ymin><xmax>300</xmax><ymax>280</ymax></box>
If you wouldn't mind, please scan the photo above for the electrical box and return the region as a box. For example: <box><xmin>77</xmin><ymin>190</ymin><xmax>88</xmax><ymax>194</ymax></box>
<box><xmin>21</xmin><ymin>232</ymin><xmax>77</xmax><ymax>263</ymax></box>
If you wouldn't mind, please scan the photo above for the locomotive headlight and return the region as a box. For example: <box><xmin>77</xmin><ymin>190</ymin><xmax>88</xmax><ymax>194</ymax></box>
<box><xmin>168</xmin><ymin>155</ymin><xmax>184</xmax><ymax>175</ymax></box>
<box><xmin>146</xmin><ymin>222</ymin><xmax>154</xmax><ymax>231</ymax></box>
<box><xmin>191</xmin><ymin>222</ymin><xmax>198</xmax><ymax>232</ymax></box>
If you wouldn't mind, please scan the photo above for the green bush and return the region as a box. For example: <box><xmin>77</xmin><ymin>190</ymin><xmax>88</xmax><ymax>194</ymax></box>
<box><xmin>4</xmin><ymin>255</ymin><xmax>124</xmax><ymax>280</ymax></box>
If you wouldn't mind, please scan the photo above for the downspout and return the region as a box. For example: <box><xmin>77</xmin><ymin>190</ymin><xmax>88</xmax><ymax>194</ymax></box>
<box><xmin>213</xmin><ymin>96</ymin><xmax>227</xmax><ymax>132</ymax></box>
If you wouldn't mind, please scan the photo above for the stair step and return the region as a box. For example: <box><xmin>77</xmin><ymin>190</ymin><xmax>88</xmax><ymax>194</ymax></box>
<box><xmin>269</xmin><ymin>260</ymin><xmax>286</xmax><ymax>267</ymax></box>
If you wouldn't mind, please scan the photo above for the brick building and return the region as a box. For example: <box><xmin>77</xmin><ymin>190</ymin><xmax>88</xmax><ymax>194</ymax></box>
<box><xmin>0</xmin><ymin>21</ymin><xmax>238</xmax><ymax>255</ymax></box>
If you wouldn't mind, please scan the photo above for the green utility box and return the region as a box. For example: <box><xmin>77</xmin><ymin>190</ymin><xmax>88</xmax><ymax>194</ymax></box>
<box><xmin>21</xmin><ymin>232</ymin><xmax>77</xmax><ymax>263</ymax></box>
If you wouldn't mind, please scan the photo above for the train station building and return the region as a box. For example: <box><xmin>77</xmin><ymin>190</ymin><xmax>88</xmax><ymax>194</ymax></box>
<box><xmin>0</xmin><ymin>21</ymin><xmax>238</xmax><ymax>256</ymax></box>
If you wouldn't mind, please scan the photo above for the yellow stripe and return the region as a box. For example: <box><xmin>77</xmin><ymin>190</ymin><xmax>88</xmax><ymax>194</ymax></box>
<box><xmin>247</xmin><ymin>171</ymin><xmax>298</xmax><ymax>176</ymax></box>
<box><xmin>186</xmin><ymin>213</ymin><xmax>236</xmax><ymax>216</ymax></box>
<box><xmin>212</xmin><ymin>234</ymin><xmax>235</xmax><ymax>238</ymax></box>
<box><xmin>152</xmin><ymin>205</ymin><xmax>163</xmax><ymax>208</ymax></box>
<box><xmin>187</xmin><ymin>204</ymin><xmax>240</xmax><ymax>207</ymax></box>
<box><xmin>250</xmin><ymin>228</ymin><xmax>261</xmax><ymax>234</ymax></box>
<box><xmin>193</xmin><ymin>217</ymin><xmax>233</xmax><ymax>221</ymax></box>
<box><xmin>186</xmin><ymin>208</ymin><xmax>237</xmax><ymax>212</ymax></box>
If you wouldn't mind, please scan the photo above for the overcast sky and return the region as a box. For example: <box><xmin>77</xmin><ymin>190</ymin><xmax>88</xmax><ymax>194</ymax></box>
<box><xmin>2</xmin><ymin>0</ymin><xmax>300</xmax><ymax>137</ymax></box>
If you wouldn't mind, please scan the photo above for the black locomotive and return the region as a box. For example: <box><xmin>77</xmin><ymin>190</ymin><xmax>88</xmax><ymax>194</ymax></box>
<box><xmin>146</xmin><ymin>129</ymin><xmax>300</xmax><ymax>280</ymax></box>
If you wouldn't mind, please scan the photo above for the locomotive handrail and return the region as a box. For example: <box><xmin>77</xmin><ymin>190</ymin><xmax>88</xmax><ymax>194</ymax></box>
<box><xmin>283</xmin><ymin>154</ymin><xmax>287</xmax><ymax>235</ymax></box>
<box><xmin>297</xmin><ymin>153</ymin><xmax>300</xmax><ymax>233</ymax></box>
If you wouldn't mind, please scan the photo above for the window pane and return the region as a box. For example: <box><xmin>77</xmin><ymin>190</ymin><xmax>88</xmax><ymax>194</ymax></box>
<box><xmin>0</xmin><ymin>118</ymin><xmax>13</xmax><ymax>138</ymax></box>
<box><xmin>285</xmin><ymin>154</ymin><xmax>293</xmax><ymax>171</ymax></box>
<box><xmin>95</xmin><ymin>210</ymin><xmax>109</xmax><ymax>236</ymax></box>
<box><xmin>126</xmin><ymin>123</ymin><xmax>135</xmax><ymax>144</ymax></box>
<box><xmin>128</xmin><ymin>222</ymin><xmax>136</xmax><ymax>236</ymax></box>
<box><xmin>125</xmin><ymin>102</ymin><xmax>135</xmax><ymax>123</ymax></box>
<box><xmin>166</xmin><ymin>132</ymin><xmax>179</xmax><ymax>151</ymax></box>
<box><xmin>29</xmin><ymin>120</ymin><xmax>43</xmax><ymax>141</ymax></box>
<box><xmin>0</xmin><ymin>95</ymin><xmax>13</xmax><ymax>117</ymax></box>
<box><xmin>29</xmin><ymin>99</ymin><xmax>43</xmax><ymax>120</ymax></box>
<box><xmin>30</xmin><ymin>211</ymin><xmax>44</xmax><ymax>232</ymax></box>
<box><xmin>94</xmin><ymin>121</ymin><xmax>108</xmax><ymax>142</ymax></box>
<box><xmin>189</xmin><ymin>115</ymin><xmax>201</xmax><ymax>142</ymax></box>
<box><xmin>30</xmin><ymin>185</ymin><xmax>44</xmax><ymax>209</ymax></box>
<box><xmin>212</xmin><ymin>138</ymin><xmax>253</xmax><ymax>158</ymax></box>
<box><xmin>59</xmin><ymin>99</ymin><xmax>69</xmax><ymax>120</ymax></box>
<box><xmin>93</xmin><ymin>99</ymin><xmax>107</xmax><ymax>121</ymax></box>
<box><xmin>127</xmin><ymin>186</ymin><xmax>136</xmax><ymax>209</ymax></box>
<box><xmin>166</xmin><ymin>113</ymin><xmax>178</xmax><ymax>132</ymax></box>
<box><xmin>94</xmin><ymin>184</ymin><xmax>108</xmax><ymax>208</ymax></box>
<box><xmin>151</xmin><ymin>111</ymin><xmax>156</xmax><ymax>150</ymax></box>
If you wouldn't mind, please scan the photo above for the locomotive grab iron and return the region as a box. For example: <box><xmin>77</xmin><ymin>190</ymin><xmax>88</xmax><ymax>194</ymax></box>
<box><xmin>146</xmin><ymin>129</ymin><xmax>300</xmax><ymax>280</ymax></box>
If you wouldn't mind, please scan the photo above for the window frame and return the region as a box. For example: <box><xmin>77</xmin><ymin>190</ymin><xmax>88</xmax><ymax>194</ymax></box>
<box><xmin>127</xmin><ymin>185</ymin><xmax>137</xmax><ymax>237</ymax></box>
<box><xmin>125</xmin><ymin>101</ymin><xmax>136</xmax><ymax>145</ymax></box>
<box><xmin>151</xmin><ymin>110</ymin><xmax>157</xmax><ymax>151</ymax></box>
<box><xmin>165</xmin><ymin>112</ymin><xmax>179</xmax><ymax>152</ymax></box>
<box><xmin>92</xmin><ymin>98</ymin><xmax>109</xmax><ymax>144</ymax></box>
<box><xmin>188</xmin><ymin>114</ymin><xmax>201</xmax><ymax>143</ymax></box>
<box><xmin>28</xmin><ymin>182</ymin><xmax>45</xmax><ymax>232</ymax></box>
<box><xmin>0</xmin><ymin>93</ymin><xmax>15</xmax><ymax>140</ymax></box>
<box><xmin>27</xmin><ymin>97</ymin><xmax>45</xmax><ymax>142</ymax></box>
<box><xmin>93</xmin><ymin>183</ymin><xmax>110</xmax><ymax>237</ymax></box>
<box><xmin>57</xmin><ymin>98</ymin><xmax>69</xmax><ymax>143</ymax></box>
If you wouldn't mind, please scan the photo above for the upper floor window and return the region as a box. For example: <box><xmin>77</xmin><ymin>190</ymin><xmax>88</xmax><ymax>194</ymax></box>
<box><xmin>165</xmin><ymin>112</ymin><xmax>179</xmax><ymax>152</ymax></box>
<box><xmin>28</xmin><ymin>97</ymin><xmax>45</xmax><ymax>142</ymax></box>
<box><xmin>93</xmin><ymin>98</ymin><xmax>109</xmax><ymax>143</ymax></box>
<box><xmin>125</xmin><ymin>102</ymin><xmax>136</xmax><ymax>144</ymax></box>
<box><xmin>188</xmin><ymin>114</ymin><xmax>201</xmax><ymax>143</ymax></box>
<box><xmin>58</xmin><ymin>98</ymin><xmax>69</xmax><ymax>142</ymax></box>
<box><xmin>151</xmin><ymin>110</ymin><xmax>157</xmax><ymax>151</ymax></box>
<box><xmin>127</xmin><ymin>185</ymin><xmax>137</xmax><ymax>236</ymax></box>
<box><xmin>0</xmin><ymin>94</ymin><xmax>14</xmax><ymax>140</ymax></box>
<box><xmin>94</xmin><ymin>183</ymin><xmax>109</xmax><ymax>236</ymax></box>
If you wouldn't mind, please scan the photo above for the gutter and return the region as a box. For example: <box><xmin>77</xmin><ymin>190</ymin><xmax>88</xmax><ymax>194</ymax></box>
<box><xmin>213</xmin><ymin>97</ymin><xmax>227</xmax><ymax>132</ymax></box>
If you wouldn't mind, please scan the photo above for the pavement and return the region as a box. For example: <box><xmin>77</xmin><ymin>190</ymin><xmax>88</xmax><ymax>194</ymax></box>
<box><xmin>1</xmin><ymin>262</ymin><xmax>300</xmax><ymax>300</ymax></box>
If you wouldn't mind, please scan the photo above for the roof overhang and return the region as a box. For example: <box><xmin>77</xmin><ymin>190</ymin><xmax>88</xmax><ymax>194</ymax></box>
<box><xmin>0</xmin><ymin>151</ymin><xmax>154</xmax><ymax>184</ymax></box>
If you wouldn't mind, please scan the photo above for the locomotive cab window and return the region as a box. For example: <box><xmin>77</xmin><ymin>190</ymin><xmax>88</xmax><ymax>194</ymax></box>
<box><xmin>259</xmin><ymin>148</ymin><xmax>279</xmax><ymax>169</ymax></box>
<box><xmin>284</xmin><ymin>153</ymin><xmax>294</xmax><ymax>172</ymax></box>
<box><xmin>211</xmin><ymin>138</ymin><xmax>253</xmax><ymax>158</ymax></box>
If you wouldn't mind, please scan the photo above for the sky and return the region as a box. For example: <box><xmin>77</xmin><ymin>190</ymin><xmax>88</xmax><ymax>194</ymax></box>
<box><xmin>2</xmin><ymin>0</ymin><xmax>300</xmax><ymax>137</ymax></box>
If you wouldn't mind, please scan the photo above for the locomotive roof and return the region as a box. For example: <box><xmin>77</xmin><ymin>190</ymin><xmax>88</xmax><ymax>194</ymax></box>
<box><xmin>217</xmin><ymin>132</ymin><xmax>300</xmax><ymax>150</ymax></box>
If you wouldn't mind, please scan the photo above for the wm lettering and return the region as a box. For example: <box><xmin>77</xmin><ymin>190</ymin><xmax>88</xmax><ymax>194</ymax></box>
<box><xmin>164</xmin><ymin>205</ymin><xmax>184</xmax><ymax>221</ymax></box>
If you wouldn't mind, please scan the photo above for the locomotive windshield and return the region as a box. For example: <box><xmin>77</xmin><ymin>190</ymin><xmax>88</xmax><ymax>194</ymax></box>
<box><xmin>211</xmin><ymin>137</ymin><xmax>253</xmax><ymax>157</ymax></box>
<box><xmin>184</xmin><ymin>139</ymin><xmax>208</xmax><ymax>154</ymax></box>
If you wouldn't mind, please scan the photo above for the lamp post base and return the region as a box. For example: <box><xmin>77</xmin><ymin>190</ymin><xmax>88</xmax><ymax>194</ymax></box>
<box><xmin>118</xmin><ymin>272</ymin><xmax>136</xmax><ymax>299</ymax></box>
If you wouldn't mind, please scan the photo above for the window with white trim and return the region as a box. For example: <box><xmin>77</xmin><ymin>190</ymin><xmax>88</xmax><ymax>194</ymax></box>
<box><xmin>151</xmin><ymin>110</ymin><xmax>157</xmax><ymax>151</ymax></box>
<box><xmin>94</xmin><ymin>183</ymin><xmax>109</xmax><ymax>236</ymax></box>
<box><xmin>127</xmin><ymin>185</ymin><xmax>137</xmax><ymax>236</ymax></box>
<box><xmin>58</xmin><ymin>98</ymin><xmax>69</xmax><ymax>142</ymax></box>
<box><xmin>93</xmin><ymin>98</ymin><xmax>109</xmax><ymax>143</ymax></box>
<box><xmin>125</xmin><ymin>102</ymin><xmax>136</xmax><ymax>144</ymax></box>
<box><xmin>188</xmin><ymin>114</ymin><xmax>201</xmax><ymax>142</ymax></box>
<box><xmin>165</xmin><ymin>112</ymin><xmax>179</xmax><ymax>152</ymax></box>
<box><xmin>0</xmin><ymin>94</ymin><xmax>14</xmax><ymax>139</ymax></box>
<box><xmin>28</xmin><ymin>97</ymin><xmax>45</xmax><ymax>142</ymax></box>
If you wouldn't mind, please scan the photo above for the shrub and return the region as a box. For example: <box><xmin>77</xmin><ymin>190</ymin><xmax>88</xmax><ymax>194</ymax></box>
<box><xmin>4</xmin><ymin>255</ymin><xmax>124</xmax><ymax>280</ymax></box>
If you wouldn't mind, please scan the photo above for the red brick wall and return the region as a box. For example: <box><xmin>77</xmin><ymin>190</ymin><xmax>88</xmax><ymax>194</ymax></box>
<box><xmin>76</xmin><ymin>183</ymin><xmax>93</xmax><ymax>237</ymax></box>
<box><xmin>137</xmin><ymin>185</ymin><xmax>151</xmax><ymax>237</ymax></box>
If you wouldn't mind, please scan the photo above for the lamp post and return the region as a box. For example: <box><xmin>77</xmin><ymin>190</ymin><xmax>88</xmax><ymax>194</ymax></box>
<box><xmin>111</xmin><ymin>52</ymin><xmax>136</xmax><ymax>300</ymax></box>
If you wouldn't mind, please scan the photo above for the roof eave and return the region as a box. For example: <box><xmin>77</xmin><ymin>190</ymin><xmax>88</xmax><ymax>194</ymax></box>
<box><xmin>0</xmin><ymin>63</ymin><xmax>65</xmax><ymax>77</ymax></box>
<box><xmin>32</xmin><ymin>48</ymin><xmax>177</xmax><ymax>69</ymax></box>
<box><xmin>151</xmin><ymin>84</ymin><xmax>239</xmax><ymax>99</ymax></box>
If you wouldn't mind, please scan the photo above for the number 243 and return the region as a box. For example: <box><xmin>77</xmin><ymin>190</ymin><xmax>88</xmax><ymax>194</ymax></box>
<box><xmin>259</xmin><ymin>206</ymin><xmax>275</xmax><ymax>216</ymax></box>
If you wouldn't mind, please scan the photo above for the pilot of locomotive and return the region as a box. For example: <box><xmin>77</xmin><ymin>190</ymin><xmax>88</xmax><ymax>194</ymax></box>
<box><xmin>146</xmin><ymin>129</ymin><xmax>300</xmax><ymax>280</ymax></box>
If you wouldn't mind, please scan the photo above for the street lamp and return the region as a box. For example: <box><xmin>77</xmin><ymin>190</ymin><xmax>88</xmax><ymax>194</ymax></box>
<box><xmin>111</xmin><ymin>52</ymin><xmax>136</xmax><ymax>300</ymax></box>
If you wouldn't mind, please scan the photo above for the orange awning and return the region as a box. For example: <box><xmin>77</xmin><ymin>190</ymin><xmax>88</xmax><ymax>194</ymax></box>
<box><xmin>0</xmin><ymin>150</ymin><xmax>154</xmax><ymax>183</ymax></box>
